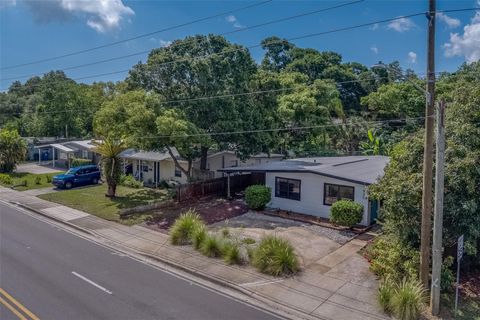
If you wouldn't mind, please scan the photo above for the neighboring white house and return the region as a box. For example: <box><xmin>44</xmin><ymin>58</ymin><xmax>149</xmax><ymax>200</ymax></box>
<box><xmin>194</xmin><ymin>150</ymin><xmax>284</xmax><ymax>178</ymax></box>
<box><xmin>218</xmin><ymin>156</ymin><xmax>389</xmax><ymax>226</ymax></box>
<box><xmin>119</xmin><ymin>148</ymin><xmax>189</xmax><ymax>186</ymax></box>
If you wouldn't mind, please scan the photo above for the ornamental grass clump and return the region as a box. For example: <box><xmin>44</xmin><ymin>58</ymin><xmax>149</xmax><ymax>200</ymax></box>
<box><xmin>169</xmin><ymin>210</ymin><xmax>204</xmax><ymax>245</ymax></box>
<box><xmin>252</xmin><ymin>235</ymin><xmax>299</xmax><ymax>276</ymax></box>
<box><xmin>200</xmin><ymin>234</ymin><xmax>223</xmax><ymax>258</ymax></box>
<box><xmin>222</xmin><ymin>241</ymin><xmax>242</xmax><ymax>265</ymax></box>
<box><xmin>391</xmin><ymin>278</ymin><xmax>426</xmax><ymax>320</ymax></box>
<box><xmin>378</xmin><ymin>276</ymin><xmax>395</xmax><ymax>314</ymax></box>
<box><xmin>191</xmin><ymin>224</ymin><xmax>207</xmax><ymax>250</ymax></box>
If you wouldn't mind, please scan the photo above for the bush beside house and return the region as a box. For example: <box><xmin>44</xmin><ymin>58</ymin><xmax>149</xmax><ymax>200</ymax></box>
<box><xmin>329</xmin><ymin>200</ymin><xmax>363</xmax><ymax>228</ymax></box>
<box><xmin>70</xmin><ymin>158</ymin><xmax>93</xmax><ymax>167</ymax></box>
<box><xmin>245</xmin><ymin>185</ymin><xmax>271</xmax><ymax>210</ymax></box>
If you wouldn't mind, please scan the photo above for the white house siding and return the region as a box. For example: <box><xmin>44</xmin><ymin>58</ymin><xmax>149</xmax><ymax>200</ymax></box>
<box><xmin>132</xmin><ymin>159</ymin><xmax>188</xmax><ymax>185</ymax></box>
<box><xmin>265</xmin><ymin>172</ymin><xmax>371</xmax><ymax>226</ymax></box>
<box><xmin>159</xmin><ymin>160</ymin><xmax>188</xmax><ymax>184</ymax></box>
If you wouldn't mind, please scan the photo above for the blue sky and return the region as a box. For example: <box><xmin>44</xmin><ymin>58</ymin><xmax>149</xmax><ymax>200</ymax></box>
<box><xmin>1</xmin><ymin>0</ymin><xmax>479</xmax><ymax>90</ymax></box>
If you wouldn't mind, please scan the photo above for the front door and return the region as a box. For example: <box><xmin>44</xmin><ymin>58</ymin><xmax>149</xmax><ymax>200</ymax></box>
<box><xmin>369</xmin><ymin>200</ymin><xmax>379</xmax><ymax>224</ymax></box>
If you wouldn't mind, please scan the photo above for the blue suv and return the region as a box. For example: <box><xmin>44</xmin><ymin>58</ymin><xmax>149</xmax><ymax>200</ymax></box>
<box><xmin>52</xmin><ymin>165</ymin><xmax>101</xmax><ymax>189</ymax></box>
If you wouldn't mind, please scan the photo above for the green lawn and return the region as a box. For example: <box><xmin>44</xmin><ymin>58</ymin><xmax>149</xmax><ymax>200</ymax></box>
<box><xmin>38</xmin><ymin>185</ymin><xmax>169</xmax><ymax>225</ymax></box>
<box><xmin>0</xmin><ymin>172</ymin><xmax>62</xmax><ymax>191</ymax></box>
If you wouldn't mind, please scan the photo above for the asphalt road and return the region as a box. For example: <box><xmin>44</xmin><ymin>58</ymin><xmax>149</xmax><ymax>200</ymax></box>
<box><xmin>0</xmin><ymin>202</ymin><xmax>280</xmax><ymax>320</ymax></box>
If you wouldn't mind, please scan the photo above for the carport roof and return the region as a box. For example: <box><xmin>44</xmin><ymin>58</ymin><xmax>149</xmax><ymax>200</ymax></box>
<box><xmin>218</xmin><ymin>156</ymin><xmax>389</xmax><ymax>185</ymax></box>
<box><xmin>49</xmin><ymin>143</ymin><xmax>76</xmax><ymax>152</ymax></box>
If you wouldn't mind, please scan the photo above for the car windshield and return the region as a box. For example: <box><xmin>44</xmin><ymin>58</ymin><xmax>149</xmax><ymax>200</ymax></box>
<box><xmin>65</xmin><ymin>169</ymin><xmax>78</xmax><ymax>175</ymax></box>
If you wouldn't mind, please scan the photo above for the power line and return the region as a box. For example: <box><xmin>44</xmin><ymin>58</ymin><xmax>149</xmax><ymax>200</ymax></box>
<box><xmin>1</xmin><ymin>0</ymin><xmax>364</xmax><ymax>82</ymax></box>
<box><xmin>117</xmin><ymin>116</ymin><xmax>433</xmax><ymax>139</ymax></box>
<box><xmin>0</xmin><ymin>0</ymin><xmax>273</xmax><ymax>70</ymax></box>
<box><xmin>1</xmin><ymin>6</ymin><xmax>477</xmax><ymax>91</ymax></box>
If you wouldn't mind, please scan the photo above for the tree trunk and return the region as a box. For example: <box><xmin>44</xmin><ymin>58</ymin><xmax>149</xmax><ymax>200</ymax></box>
<box><xmin>166</xmin><ymin>146</ymin><xmax>190</xmax><ymax>177</ymax></box>
<box><xmin>200</xmin><ymin>146</ymin><xmax>208</xmax><ymax>170</ymax></box>
<box><xmin>106</xmin><ymin>183</ymin><xmax>116</xmax><ymax>198</ymax></box>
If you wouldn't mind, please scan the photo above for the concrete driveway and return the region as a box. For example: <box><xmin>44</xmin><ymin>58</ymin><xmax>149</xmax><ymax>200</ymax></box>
<box><xmin>16</xmin><ymin>163</ymin><xmax>65</xmax><ymax>174</ymax></box>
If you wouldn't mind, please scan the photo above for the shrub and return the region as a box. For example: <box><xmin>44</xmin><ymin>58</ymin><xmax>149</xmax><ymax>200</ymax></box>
<box><xmin>120</xmin><ymin>175</ymin><xmax>143</xmax><ymax>189</ymax></box>
<box><xmin>200</xmin><ymin>234</ymin><xmax>223</xmax><ymax>258</ymax></box>
<box><xmin>242</xmin><ymin>237</ymin><xmax>256</xmax><ymax>245</ymax></box>
<box><xmin>0</xmin><ymin>173</ymin><xmax>13</xmax><ymax>185</ymax></box>
<box><xmin>329</xmin><ymin>200</ymin><xmax>363</xmax><ymax>228</ymax></box>
<box><xmin>378</xmin><ymin>277</ymin><xmax>395</xmax><ymax>314</ymax></box>
<box><xmin>391</xmin><ymin>278</ymin><xmax>426</xmax><ymax>320</ymax></box>
<box><xmin>222</xmin><ymin>241</ymin><xmax>242</xmax><ymax>265</ymax></box>
<box><xmin>191</xmin><ymin>224</ymin><xmax>207</xmax><ymax>250</ymax></box>
<box><xmin>221</xmin><ymin>227</ymin><xmax>230</xmax><ymax>238</ymax></box>
<box><xmin>245</xmin><ymin>185</ymin><xmax>271</xmax><ymax>210</ymax></box>
<box><xmin>364</xmin><ymin>235</ymin><xmax>419</xmax><ymax>282</ymax></box>
<box><xmin>34</xmin><ymin>175</ymin><xmax>42</xmax><ymax>185</ymax></box>
<box><xmin>46</xmin><ymin>174</ymin><xmax>52</xmax><ymax>183</ymax></box>
<box><xmin>71</xmin><ymin>158</ymin><xmax>92</xmax><ymax>167</ymax></box>
<box><xmin>252</xmin><ymin>235</ymin><xmax>299</xmax><ymax>276</ymax></box>
<box><xmin>169</xmin><ymin>210</ymin><xmax>203</xmax><ymax>245</ymax></box>
<box><xmin>22</xmin><ymin>179</ymin><xmax>28</xmax><ymax>187</ymax></box>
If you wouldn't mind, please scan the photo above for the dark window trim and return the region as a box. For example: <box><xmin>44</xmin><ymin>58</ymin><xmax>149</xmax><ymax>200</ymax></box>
<box><xmin>323</xmin><ymin>183</ymin><xmax>355</xmax><ymax>206</ymax></box>
<box><xmin>174</xmin><ymin>167</ymin><xmax>182</xmax><ymax>177</ymax></box>
<box><xmin>275</xmin><ymin>177</ymin><xmax>301</xmax><ymax>201</ymax></box>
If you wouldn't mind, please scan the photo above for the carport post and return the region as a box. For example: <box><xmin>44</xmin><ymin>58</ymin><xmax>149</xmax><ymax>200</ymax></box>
<box><xmin>52</xmin><ymin>148</ymin><xmax>55</xmax><ymax>168</ymax></box>
<box><xmin>38</xmin><ymin>147</ymin><xmax>41</xmax><ymax>165</ymax></box>
<box><xmin>227</xmin><ymin>173</ymin><xmax>231</xmax><ymax>199</ymax></box>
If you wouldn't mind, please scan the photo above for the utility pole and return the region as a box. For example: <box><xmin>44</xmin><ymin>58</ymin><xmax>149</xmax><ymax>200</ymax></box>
<box><xmin>430</xmin><ymin>100</ymin><xmax>445</xmax><ymax>316</ymax></box>
<box><xmin>420</xmin><ymin>0</ymin><xmax>436</xmax><ymax>288</ymax></box>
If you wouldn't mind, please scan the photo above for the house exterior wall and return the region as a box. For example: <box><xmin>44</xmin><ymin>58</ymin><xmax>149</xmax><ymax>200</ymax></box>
<box><xmin>131</xmin><ymin>159</ymin><xmax>188</xmax><ymax>185</ymax></box>
<box><xmin>159</xmin><ymin>160</ymin><xmax>188</xmax><ymax>184</ymax></box>
<box><xmin>265</xmin><ymin>172</ymin><xmax>371</xmax><ymax>226</ymax></box>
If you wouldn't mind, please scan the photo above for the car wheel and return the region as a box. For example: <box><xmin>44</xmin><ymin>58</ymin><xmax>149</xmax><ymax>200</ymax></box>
<box><xmin>65</xmin><ymin>182</ymin><xmax>73</xmax><ymax>189</ymax></box>
<box><xmin>92</xmin><ymin>178</ymin><xmax>98</xmax><ymax>185</ymax></box>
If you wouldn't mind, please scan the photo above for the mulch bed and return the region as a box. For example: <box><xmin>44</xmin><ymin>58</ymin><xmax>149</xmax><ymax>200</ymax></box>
<box><xmin>143</xmin><ymin>197</ymin><xmax>248</xmax><ymax>232</ymax></box>
<box><xmin>261</xmin><ymin>209</ymin><xmax>371</xmax><ymax>234</ymax></box>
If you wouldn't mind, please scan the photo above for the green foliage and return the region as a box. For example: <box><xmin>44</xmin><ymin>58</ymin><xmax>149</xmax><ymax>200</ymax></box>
<box><xmin>71</xmin><ymin>158</ymin><xmax>92</xmax><ymax>167</ymax></box>
<box><xmin>329</xmin><ymin>200</ymin><xmax>363</xmax><ymax>228</ymax></box>
<box><xmin>46</xmin><ymin>174</ymin><xmax>52</xmax><ymax>183</ymax></box>
<box><xmin>191</xmin><ymin>224</ymin><xmax>207</xmax><ymax>250</ymax></box>
<box><xmin>252</xmin><ymin>235</ymin><xmax>299</xmax><ymax>276</ymax></box>
<box><xmin>34</xmin><ymin>175</ymin><xmax>41</xmax><ymax>185</ymax></box>
<box><xmin>242</xmin><ymin>237</ymin><xmax>256</xmax><ymax>245</ymax></box>
<box><xmin>199</xmin><ymin>234</ymin><xmax>223</xmax><ymax>258</ymax></box>
<box><xmin>441</xmin><ymin>256</ymin><xmax>455</xmax><ymax>292</ymax></box>
<box><xmin>221</xmin><ymin>227</ymin><xmax>230</xmax><ymax>238</ymax></box>
<box><xmin>390</xmin><ymin>278</ymin><xmax>426</xmax><ymax>320</ymax></box>
<box><xmin>22</xmin><ymin>179</ymin><xmax>28</xmax><ymax>187</ymax></box>
<box><xmin>364</xmin><ymin>236</ymin><xmax>419</xmax><ymax>282</ymax></box>
<box><xmin>0</xmin><ymin>173</ymin><xmax>13</xmax><ymax>185</ymax></box>
<box><xmin>378</xmin><ymin>277</ymin><xmax>395</xmax><ymax>314</ymax></box>
<box><xmin>359</xmin><ymin>128</ymin><xmax>389</xmax><ymax>155</ymax></box>
<box><xmin>0</xmin><ymin>129</ymin><xmax>27</xmax><ymax>173</ymax></box>
<box><xmin>120</xmin><ymin>175</ymin><xmax>143</xmax><ymax>189</ymax></box>
<box><xmin>222</xmin><ymin>241</ymin><xmax>242</xmax><ymax>265</ymax></box>
<box><xmin>245</xmin><ymin>185</ymin><xmax>271</xmax><ymax>210</ymax></box>
<box><xmin>169</xmin><ymin>210</ymin><xmax>203</xmax><ymax>245</ymax></box>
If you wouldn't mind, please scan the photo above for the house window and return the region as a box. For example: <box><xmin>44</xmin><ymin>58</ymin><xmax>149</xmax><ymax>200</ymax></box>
<box><xmin>230</xmin><ymin>160</ymin><xmax>238</xmax><ymax>167</ymax></box>
<box><xmin>275</xmin><ymin>177</ymin><xmax>301</xmax><ymax>201</ymax></box>
<box><xmin>82</xmin><ymin>150</ymin><xmax>89</xmax><ymax>159</ymax></box>
<box><xmin>324</xmin><ymin>183</ymin><xmax>354</xmax><ymax>205</ymax></box>
<box><xmin>142</xmin><ymin>165</ymin><xmax>149</xmax><ymax>172</ymax></box>
<box><xmin>175</xmin><ymin>167</ymin><xmax>182</xmax><ymax>177</ymax></box>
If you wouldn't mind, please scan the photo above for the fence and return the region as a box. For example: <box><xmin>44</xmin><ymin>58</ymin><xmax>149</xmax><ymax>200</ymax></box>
<box><xmin>175</xmin><ymin>173</ymin><xmax>264</xmax><ymax>202</ymax></box>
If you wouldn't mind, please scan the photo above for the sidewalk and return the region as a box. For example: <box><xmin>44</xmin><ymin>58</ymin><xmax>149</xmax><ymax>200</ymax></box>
<box><xmin>0</xmin><ymin>186</ymin><xmax>388</xmax><ymax>320</ymax></box>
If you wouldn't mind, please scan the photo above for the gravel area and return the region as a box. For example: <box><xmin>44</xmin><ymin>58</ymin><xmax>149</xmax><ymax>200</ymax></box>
<box><xmin>211</xmin><ymin>211</ymin><xmax>356</xmax><ymax>245</ymax></box>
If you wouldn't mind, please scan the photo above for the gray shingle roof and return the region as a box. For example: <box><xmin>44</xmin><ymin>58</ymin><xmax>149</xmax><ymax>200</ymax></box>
<box><xmin>219</xmin><ymin>156</ymin><xmax>389</xmax><ymax>185</ymax></box>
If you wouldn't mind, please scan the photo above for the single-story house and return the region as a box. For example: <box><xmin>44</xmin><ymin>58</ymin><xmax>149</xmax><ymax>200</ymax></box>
<box><xmin>24</xmin><ymin>137</ymin><xmax>71</xmax><ymax>161</ymax></box>
<box><xmin>119</xmin><ymin>148</ymin><xmax>189</xmax><ymax>186</ymax></box>
<box><xmin>219</xmin><ymin>156</ymin><xmax>389</xmax><ymax>226</ymax></box>
<box><xmin>193</xmin><ymin>150</ymin><xmax>284</xmax><ymax>178</ymax></box>
<box><xmin>34</xmin><ymin>140</ymin><xmax>101</xmax><ymax>168</ymax></box>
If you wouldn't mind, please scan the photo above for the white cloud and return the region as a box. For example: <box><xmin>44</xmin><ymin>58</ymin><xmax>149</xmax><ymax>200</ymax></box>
<box><xmin>370</xmin><ymin>45</ymin><xmax>378</xmax><ymax>54</ymax></box>
<box><xmin>444</xmin><ymin>7</ymin><xmax>480</xmax><ymax>63</ymax></box>
<box><xmin>408</xmin><ymin>51</ymin><xmax>417</xmax><ymax>63</ymax></box>
<box><xmin>387</xmin><ymin>17</ymin><xmax>415</xmax><ymax>32</ymax></box>
<box><xmin>369</xmin><ymin>23</ymin><xmax>379</xmax><ymax>31</ymax></box>
<box><xmin>23</xmin><ymin>0</ymin><xmax>134</xmax><ymax>33</ymax></box>
<box><xmin>159</xmin><ymin>39</ymin><xmax>172</xmax><ymax>48</ymax></box>
<box><xmin>61</xmin><ymin>0</ymin><xmax>134</xmax><ymax>33</ymax></box>
<box><xmin>436</xmin><ymin>12</ymin><xmax>461</xmax><ymax>28</ymax></box>
<box><xmin>0</xmin><ymin>0</ymin><xmax>16</xmax><ymax>9</ymax></box>
<box><xmin>225</xmin><ymin>15</ymin><xmax>244</xmax><ymax>28</ymax></box>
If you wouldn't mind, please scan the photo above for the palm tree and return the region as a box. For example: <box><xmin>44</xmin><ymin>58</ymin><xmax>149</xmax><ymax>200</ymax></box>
<box><xmin>93</xmin><ymin>138</ymin><xmax>126</xmax><ymax>198</ymax></box>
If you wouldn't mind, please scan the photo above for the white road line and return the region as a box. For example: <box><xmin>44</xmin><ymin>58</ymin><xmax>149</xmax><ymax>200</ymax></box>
<box><xmin>71</xmin><ymin>271</ymin><xmax>113</xmax><ymax>295</ymax></box>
